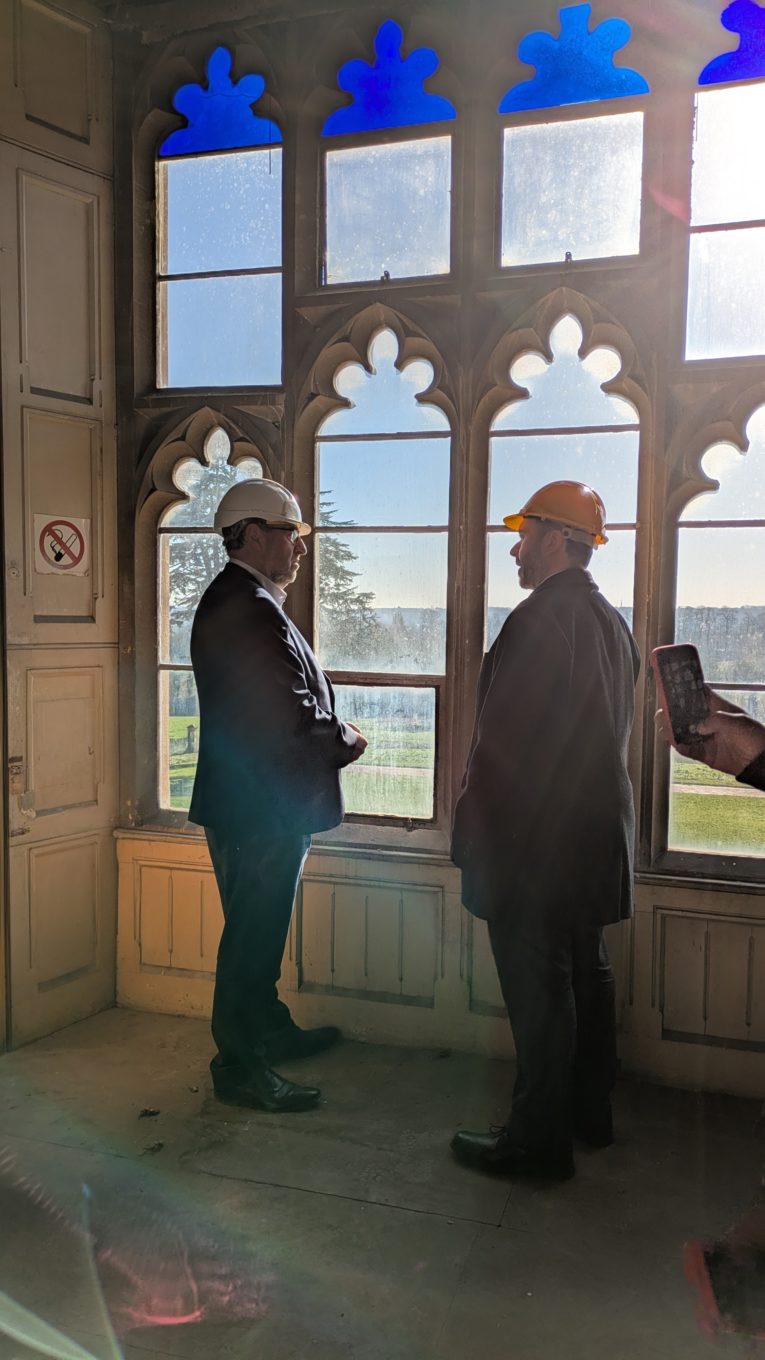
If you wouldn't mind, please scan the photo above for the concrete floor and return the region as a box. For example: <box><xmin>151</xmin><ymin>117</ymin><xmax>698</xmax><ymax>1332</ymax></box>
<box><xmin>0</xmin><ymin>1010</ymin><xmax>762</xmax><ymax>1360</ymax></box>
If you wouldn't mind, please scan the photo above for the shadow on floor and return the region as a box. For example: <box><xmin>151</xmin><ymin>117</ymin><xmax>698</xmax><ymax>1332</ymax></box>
<box><xmin>0</xmin><ymin>1008</ymin><xmax>762</xmax><ymax>1359</ymax></box>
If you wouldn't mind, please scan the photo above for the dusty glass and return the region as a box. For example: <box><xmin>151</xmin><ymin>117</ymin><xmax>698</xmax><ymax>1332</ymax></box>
<box><xmin>502</xmin><ymin>113</ymin><xmax>643</xmax><ymax>266</ymax></box>
<box><xmin>335</xmin><ymin>684</ymin><xmax>436</xmax><ymax>819</ymax></box>
<box><xmin>325</xmin><ymin>137</ymin><xmax>451</xmax><ymax>283</ymax></box>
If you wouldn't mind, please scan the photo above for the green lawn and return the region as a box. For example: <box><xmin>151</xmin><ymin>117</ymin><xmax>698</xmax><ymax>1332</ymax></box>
<box><xmin>669</xmin><ymin>789</ymin><xmax>765</xmax><ymax>855</ymax></box>
<box><xmin>342</xmin><ymin>766</ymin><xmax>433</xmax><ymax>819</ymax></box>
<box><xmin>166</xmin><ymin>716</ymin><xmax>764</xmax><ymax>850</ymax></box>
<box><xmin>670</xmin><ymin>753</ymin><xmax>740</xmax><ymax>789</ymax></box>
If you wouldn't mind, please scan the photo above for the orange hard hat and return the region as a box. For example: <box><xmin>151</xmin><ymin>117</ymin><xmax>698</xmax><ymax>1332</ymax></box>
<box><xmin>503</xmin><ymin>480</ymin><xmax>609</xmax><ymax>547</ymax></box>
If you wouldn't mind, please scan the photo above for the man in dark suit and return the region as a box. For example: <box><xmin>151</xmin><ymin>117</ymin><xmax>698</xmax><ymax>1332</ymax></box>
<box><xmin>189</xmin><ymin>478</ymin><xmax>367</xmax><ymax>1112</ymax></box>
<box><xmin>451</xmin><ymin>481</ymin><xmax>640</xmax><ymax>1180</ymax></box>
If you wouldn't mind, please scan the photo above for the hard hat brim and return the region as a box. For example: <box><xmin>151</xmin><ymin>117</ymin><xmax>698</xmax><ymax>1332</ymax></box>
<box><xmin>502</xmin><ymin>511</ymin><xmax>607</xmax><ymax>546</ymax></box>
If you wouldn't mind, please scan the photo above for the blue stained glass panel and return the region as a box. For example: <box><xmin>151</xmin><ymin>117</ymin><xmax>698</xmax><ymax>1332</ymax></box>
<box><xmin>699</xmin><ymin>0</ymin><xmax>765</xmax><ymax>86</ymax></box>
<box><xmin>160</xmin><ymin>273</ymin><xmax>281</xmax><ymax>387</ymax></box>
<box><xmin>499</xmin><ymin>3</ymin><xmax>649</xmax><ymax>114</ymax></box>
<box><xmin>160</xmin><ymin>47</ymin><xmax>281</xmax><ymax>156</ymax></box>
<box><xmin>323</xmin><ymin>19</ymin><xmax>456</xmax><ymax>135</ymax></box>
<box><xmin>159</xmin><ymin>148</ymin><xmax>282</xmax><ymax>275</ymax></box>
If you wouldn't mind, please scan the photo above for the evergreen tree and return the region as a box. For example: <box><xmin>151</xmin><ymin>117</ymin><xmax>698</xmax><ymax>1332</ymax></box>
<box><xmin>318</xmin><ymin>493</ymin><xmax>383</xmax><ymax>669</ymax></box>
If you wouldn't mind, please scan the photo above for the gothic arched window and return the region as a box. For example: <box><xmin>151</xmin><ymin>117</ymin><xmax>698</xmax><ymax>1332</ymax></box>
<box><xmin>487</xmin><ymin>315</ymin><xmax>639</xmax><ymax>642</ymax></box>
<box><xmin>686</xmin><ymin>2</ymin><xmax>765</xmax><ymax>359</ymax></box>
<box><xmin>498</xmin><ymin>4</ymin><xmax>649</xmax><ymax>267</ymax></box>
<box><xmin>321</xmin><ymin>20</ymin><xmax>456</xmax><ymax>285</ymax></box>
<box><xmin>314</xmin><ymin>328</ymin><xmax>451</xmax><ymax>821</ymax></box>
<box><xmin>157</xmin><ymin>428</ymin><xmax>262</xmax><ymax>810</ymax></box>
<box><xmin>156</xmin><ymin>47</ymin><xmax>282</xmax><ymax>387</ymax></box>
<box><xmin>670</xmin><ymin>406</ymin><xmax>765</xmax><ymax>856</ymax></box>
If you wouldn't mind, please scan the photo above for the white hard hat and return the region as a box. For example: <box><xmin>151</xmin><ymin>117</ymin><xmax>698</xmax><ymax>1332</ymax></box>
<box><xmin>213</xmin><ymin>478</ymin><xmax>311</xmax><ymax>536</ymax></box>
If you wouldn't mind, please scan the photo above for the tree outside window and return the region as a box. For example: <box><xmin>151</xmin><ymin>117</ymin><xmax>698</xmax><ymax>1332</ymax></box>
<box><xmin>157</xmin><ymin>428</ymin><xmax>262</xmax><ymax>809</ymax></box>
<box><xmin>314</xmin><ymin>328</ymin><xmax>451</xmax><ymax>820</ymax></box>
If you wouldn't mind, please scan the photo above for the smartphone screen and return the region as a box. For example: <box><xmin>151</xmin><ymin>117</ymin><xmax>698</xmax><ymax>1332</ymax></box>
<box><xmin>651</xmin><ymin>644</ymin><xmax>709</xmax><ymax>743</ymax></box>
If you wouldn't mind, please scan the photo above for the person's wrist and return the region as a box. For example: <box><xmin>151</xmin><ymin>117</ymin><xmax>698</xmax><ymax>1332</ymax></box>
<box><xmin>736</xmin><ymin>745</ymin><xmax>765</xmax><ymax>787</ymax></box>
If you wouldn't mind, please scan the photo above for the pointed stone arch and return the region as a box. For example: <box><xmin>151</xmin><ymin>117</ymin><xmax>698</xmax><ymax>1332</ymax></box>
<box><xmin>663</xmin><ymin>375</ymin><xmax>765</xmax><ymax>525</ymax></box>
<box><xmin>472</xmin><ymin>286</ymin><xmax>649</xmax><ymax>438</ymax></box>
<box><xmin>295</xmin><ymin>302</ymin><xmax>456</xmax><ymax>446</ymax></box>
<box><xmin>136</xmin><ymin>406</ymin><xmax>275</xmax><ymax>530</ymax></box>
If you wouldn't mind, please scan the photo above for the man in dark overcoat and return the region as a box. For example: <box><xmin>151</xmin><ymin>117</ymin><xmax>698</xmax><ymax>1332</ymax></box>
<box><xmin>451</xmin><ymin>480</ymin><xmax>640</xmax><ymax>1179</ymax></box>
<box><xmin>189</xmin><ymin>478</ymin><xmax>367</xmax><ymax>1112</ymax></box>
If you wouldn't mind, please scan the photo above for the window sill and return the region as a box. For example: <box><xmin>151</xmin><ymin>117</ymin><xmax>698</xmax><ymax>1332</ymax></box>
<box><xmin>637</xmin><ymin>862</ymin><xmax>765</xmax><ymax>896</ymax></box>
<box><xmin>115</xmin><ymin>819</ymin><xmax>452</xmax><ymax>861</ymax></box>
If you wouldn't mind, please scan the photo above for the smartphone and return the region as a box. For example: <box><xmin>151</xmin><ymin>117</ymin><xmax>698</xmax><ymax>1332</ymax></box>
<box><xmin>651</xmin><ymin>643</ymin><xmax>709</xmax><ymax>744</ymax></box>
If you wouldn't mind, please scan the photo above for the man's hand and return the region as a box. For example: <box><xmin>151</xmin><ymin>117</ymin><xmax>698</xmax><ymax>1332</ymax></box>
<box><xmin>656</xmin><ymin>686</ymin><xmax>765</xmax><ymax>777</ymax></box>
<box><xmin>345</xmin><ymin>721</ymin><xmax>368</xmax><ymax>762</ymax></box>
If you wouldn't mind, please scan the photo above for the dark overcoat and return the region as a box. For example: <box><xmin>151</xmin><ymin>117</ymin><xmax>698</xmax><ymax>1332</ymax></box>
<box><xmin>188</xmin><ymin>562</ymin><xmax>358</xmax><ymax>836</ymax></box>
<box><xmin>451</xmin><ymin>568</ymin><xmax>640</xmax><ymax>927</ymax></box>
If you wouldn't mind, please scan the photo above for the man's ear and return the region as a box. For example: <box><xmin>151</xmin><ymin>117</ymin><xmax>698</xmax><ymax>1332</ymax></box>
<box><xmin>542</xmin><ymin>526</ymin><xmax>564</xmax><ymax>555</ymax></box>
<box><xmin>243</xmin><ymin>520</ymin><xmax>262</xmax><ymax>548</ymax></box>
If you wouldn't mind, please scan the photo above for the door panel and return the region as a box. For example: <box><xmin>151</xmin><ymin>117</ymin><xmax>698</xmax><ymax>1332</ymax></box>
<box><xmin>0</xmin><ymin>5</ymin><xmax>116</xmax><ymax>1046</ymax></box>
<box><xmin>0</xmin><ymin>0</ymin><xmax>112</xmax><ymax>174</ymax></box>
<box><xmin>9</xmin><ymin>829</ymin><xmax>116</xmax><ymax>1043</ymax></box>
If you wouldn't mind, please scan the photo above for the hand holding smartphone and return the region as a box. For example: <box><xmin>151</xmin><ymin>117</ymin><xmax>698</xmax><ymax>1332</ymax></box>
<box><xmin>650</xmin><ymin>644</ymin><xmax>710</xmax><ymax>744</ymax></box>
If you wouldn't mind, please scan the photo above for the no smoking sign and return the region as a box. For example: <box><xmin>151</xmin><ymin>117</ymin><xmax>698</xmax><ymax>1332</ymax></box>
<box><xmin>34</xmin><ymin>515</ymin><xmax>90</xmax><ymax>576</ymax></box>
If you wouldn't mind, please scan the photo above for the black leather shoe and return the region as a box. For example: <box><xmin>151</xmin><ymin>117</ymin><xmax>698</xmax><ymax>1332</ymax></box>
<box><xmin>450</xmin><ymin>1129</ymin><xmax>575</xmax><ymax>1181</ymax></box>
<box><xmin>211</xmin><ymin>1061</ymin><xmax>321</xmax><ymax>1112</ymax></box>
<box><xmin>264</xmin><ymin>1025</ymin><xmax>341</xmax><ymax>1063</ymax></box>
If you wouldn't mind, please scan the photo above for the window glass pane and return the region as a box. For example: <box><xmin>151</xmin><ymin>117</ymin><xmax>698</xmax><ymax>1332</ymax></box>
<box><xmin>686</xmin><ymin>227</ymin><xmax>765</xmax><ymax>361</ymax></box>
<box><xmin>164</xmin><ymin>441</ymin><xmax>262</xmax><ymax>527</ymax></box>
<box><xmin>159</xmin><ymin>532</ymin><xmax>226</xmax><ymax>664</ymax></box>
<box><xmin>320</xmin><ymin>330</ymin><xmax>449</xmax><ymax>436</ymax></box>
<box><xmin>680</xmin><ymin>444</ymin><xmax>765</xmax><ymax>523</ymax></box>
<box><xmin>486</xmin><ymin>528</ymin><xmax>635</xmax><ymax>647</ymax></box>
<box><xmin>335</xmin><ymin>684</ymin><xmax>435</xmax><ymax>819</ymax></box>
<box><xmin>493</xmin><ymin>316</ymin><xmax>637</xmax><ymax>430</ymax></box>
<box><xmin>691</xmin><ymin>87</ymin><xmax>765</xmax><ymax>228</ymax></box>
<box><xmin>159</xmin><ymin>148</ymin><xmax>282</xmax><ymax>274</ymax></box>
<box><xmin>318</xmin><ymin>439</ymin><xmax>450</xmax><ymax>526</ymax></box>
<box><xmin>676</xmin><ymin>527</ymin><xmax>765</xmax><ymax>683</ymax></box>
<box><xmin>489</xmin><ymin>431</ymin><xmax>639</xmax><ymax>526</ymax></box>
<box><xmin>501</xmin><ymin>113</ymin><xmax>643</xmax><ymax>267</ymax></box>
<box><xmin>160</xmin><ymin>273</ymin><xmax>281</xmax><ymax>387</ymax></box>
<box><xmin>316</xmin><ymin>532</ymin><xmax>447</xmax><ymax>673</ymax></box>
<box><xmin>669</xmin><ymin>688</ymin><xmax>765</xmax><ymax>857</ymax></box>
<box><xmin>325</xmin><ymin>137</ymin><xmax>451</xmax><ymax>284</ymax></box>
<box><xmin>682</xmin><ymin>408</ymin><xmax>765</xmax><ymax>523</ymax></box>
<box><xmin>159</xmin><ymin>670</ymin><xmax>200</xmax><ymax>811</ymax></box>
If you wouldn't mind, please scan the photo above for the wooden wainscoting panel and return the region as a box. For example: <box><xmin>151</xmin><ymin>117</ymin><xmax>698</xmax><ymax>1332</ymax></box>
<box><xmin>138</xmin><ymin>865</ymin><xmax>171</xmax><ymax>968</ymax></box>
<box><xmin>467</xmin><ymin>915</ymin><xmax>504</xmax><ymax>1017</ymax></box>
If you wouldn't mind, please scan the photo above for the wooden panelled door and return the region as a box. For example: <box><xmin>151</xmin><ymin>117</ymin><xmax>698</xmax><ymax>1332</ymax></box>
<box><xmin>0</xmin><ymin>0</ymin><xmax>117</xmax><ymax>1045</ymax></box>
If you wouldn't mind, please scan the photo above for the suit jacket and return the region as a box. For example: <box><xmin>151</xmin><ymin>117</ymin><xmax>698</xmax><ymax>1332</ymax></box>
<box><xmin>451</xmin><ymin>568</ymin><xmax>640</xmax><ymax>927</ymax></box>
<box><xmin>188</xmin><ymin>562</ymin><xmax>358</xmax><ymax>836</ymax></box>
